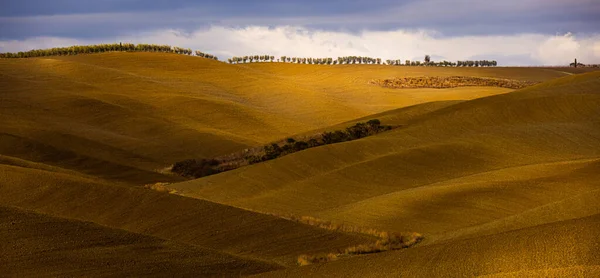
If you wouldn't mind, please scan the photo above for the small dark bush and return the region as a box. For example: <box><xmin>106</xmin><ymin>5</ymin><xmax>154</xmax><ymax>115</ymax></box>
<box><xmin>264</xmin><ymin>143</ymin><xmax>282</xmax><ymax>160</ymax></box>
<box><xmin>346</xmin><ymin>122</ymin><xmax>369</xmax><ymax>139</ymax></box>
<box><xmin>281</xmin><ymin>144</ymin><xmax>293</xmax><ymax>153</ymax></box>
<box><xmin>293</xmin><ymin>141</ymin><xmax>309</xmax><ymax>151</ymax></box>
<box><xmin>245</xmin><ymin>155</ymin><xmax>263</xmax><ymax>164</ymax></box>
<box><xmin>307</xmin><ymin>138</ymin><xmax>321</xmax><ymax>147</ymax></box>
<box><xmin>171</xmin><ymin>159</ymin><xmax>197</xmax><ymax>177</ymax></box>
<box><xmin>171</xmin><ymin>158</ymin><xmax>221</xmax><ymax>178</ymax></box>
<box><xmin>367</xmin><ymin>119</ymin><xmax>381</xmax><ymax>128</ymax></box>
<box><xmin>322</xmin><ymin>130</ymin><xmax>350</xmax><ymax>144</ymax></box>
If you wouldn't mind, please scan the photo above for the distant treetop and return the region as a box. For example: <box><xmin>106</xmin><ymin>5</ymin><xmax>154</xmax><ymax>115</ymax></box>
<box><xmin>0</xmin><ymin>43</ymin><xmax>219</xmax><ymax>60</ymax></box>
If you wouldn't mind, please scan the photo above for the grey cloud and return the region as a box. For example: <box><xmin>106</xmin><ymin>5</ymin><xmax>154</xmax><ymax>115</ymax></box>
<box><xmin>2</xmin><ymin>26</ymin><xmax>599</xmax><ymax>66</ymax></box>
<box><xmin>1</xmin><ymin>0</ymin><xmax>599</xmax><ymax>39</ymax></box>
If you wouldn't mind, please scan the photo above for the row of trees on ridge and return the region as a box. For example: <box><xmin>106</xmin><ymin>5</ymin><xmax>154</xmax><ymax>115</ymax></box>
<box><xmin>1</xmin><ymin>45</ymin><xmax>499</xmax><ymax>67</ymax></box>
<box><xmin>227</xmin><ymin>54</ymin><xmax>497</xmax><ymax>67</ymax></box>
<box><xmin>228</xmin><ymin>56</ymin><xmax>384</xmax><ymax>65</ymax></box>
<box><xmin>0</xmin><ymin>43</ymin><xmax>219</xmax><ymax>60</ymax></box>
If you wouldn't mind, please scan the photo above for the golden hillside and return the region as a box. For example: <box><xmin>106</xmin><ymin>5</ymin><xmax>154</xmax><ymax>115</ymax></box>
<box><xmin>258</xmin><ymin>213</ymin><xmax>600</xmax><ymax>277</ymax></box>
<box><xmin>0</xmin><ymin>52</ymin><xmax>565</xmax><ymax>183</ymax></box>
<box><xmin>173</xmin><ymin>72</ymin><xmax>600</xmax><ymax>276</ymax></box>
<box><xmin>2</xmin><ymin>52</ymin><xmax>597</xmax><ymax>276</ymax></box>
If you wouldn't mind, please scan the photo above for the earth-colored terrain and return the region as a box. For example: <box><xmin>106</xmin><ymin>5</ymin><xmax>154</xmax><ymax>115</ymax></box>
<box><xmin>1</xmin><ymin>52</ymin><xmax>598</xmax><ymax>277</ymax></box>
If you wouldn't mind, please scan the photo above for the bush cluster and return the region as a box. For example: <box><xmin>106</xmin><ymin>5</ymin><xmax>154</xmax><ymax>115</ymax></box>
<box><xmin>246</xmin><ymin>119</ymin><xmax>391</xmax><ymax>164</ymax></box>
<box><xmin>171</xmin><ymin>119</ymin><xmax>393</xmax><ymax>178</ymax></box>
<box><xmin>171</xmin><ymin>158</ymin><xmax>222</xmax><ymax>179</ymax></box>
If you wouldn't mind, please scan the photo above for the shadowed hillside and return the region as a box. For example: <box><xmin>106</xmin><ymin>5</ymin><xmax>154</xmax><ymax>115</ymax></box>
<box><xmin>173</xmin><ymin>72</ymin><xmax>600</xmax><ymax>275</ymax></box>
<box><xmin>0</xmin><ymin>206</ymin><xmax>278</xmax><ymax>277</ymax></box>
<box><xmin>0</xmin><ymin>164</ymin><xmax>374</xmax><ymax>268</ymax></box>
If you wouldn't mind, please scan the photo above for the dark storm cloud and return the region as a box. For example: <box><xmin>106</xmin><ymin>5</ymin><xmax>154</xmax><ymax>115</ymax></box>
<box><xmin>1</xmin><ymin>0</ymin><xmax>598</xmax><ymax>40</ymax></box>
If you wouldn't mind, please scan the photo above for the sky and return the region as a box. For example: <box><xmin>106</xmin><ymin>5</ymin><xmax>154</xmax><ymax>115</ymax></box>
<box><xmin>1</xmin><ymin>0</ymin><xmax>599</xmax><ymax>65</ymax></box>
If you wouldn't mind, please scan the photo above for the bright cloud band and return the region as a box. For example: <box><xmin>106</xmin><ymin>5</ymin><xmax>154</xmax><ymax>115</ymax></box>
<box><xmin>1</xmin><ymin>26</ymin><xmax>599</xmax><ymax>66</ymax></box>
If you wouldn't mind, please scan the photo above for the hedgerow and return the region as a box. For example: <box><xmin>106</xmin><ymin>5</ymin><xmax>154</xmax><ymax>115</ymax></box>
<box><xmin>171</xmin><ymin>119</ymin><xmax>394</xmax><ymax>178</ymax></box>
<box><xmin>0</xmin><ymin>43</ymin><xmax>219</xmax><ymax>60</ymax></box>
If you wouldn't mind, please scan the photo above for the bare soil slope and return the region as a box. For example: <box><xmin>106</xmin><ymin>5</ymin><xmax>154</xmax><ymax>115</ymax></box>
<box><xmin>257</xmin><ymin>213</ymin><xmax>600</xmax><ymax>277</ymax></box>
<box><xmin>1</xmin><ymin>53</ymin><xmax>590</xmax><ymax>276</ymax></box>
<box><xmin>0</xmin><ymin>205</ymin><xmax>278</xmax><ymax>277</ymax></box>
<box><xmin>0</xmin><ymin>53</ymin><xmax>563</xmax><ymax>183</ymax></box>
<box><xmin>0</xmin><ymin>163</ymin><xmax>374</xmax><ymax>272</ymax></box>
<box><xmin>173</xmin><ymin>72</ymin><xmax>600</xmax><ymax>276</ymax></box>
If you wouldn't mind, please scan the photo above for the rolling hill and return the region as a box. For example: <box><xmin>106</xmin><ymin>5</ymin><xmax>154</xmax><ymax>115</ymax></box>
<box><xmin>1</xmin><ymin>205</ymin><xmax>278</xmax><ymax>277</ymax></box>
<box><xmin>1</xmin><ymin>52</ymin><xmax>597</xmax><ymax>276</ymax></box>
<box><xmin>172</xmin><ymin>71</ymin><xmax>600</xmax><ymax>276</ymax></box>
<box><xmin>0</xmin><ymin>164</ymin><xmax>374</xmax><ymax>269</ymax></box>
<box><xmin>258</xmin><ymin>213</ymin><xmax>600</xmax><ymax>277</ymax></box>
<box><xmin>0</xmin><ymin>52</ymin><xmax>566</xmax><ymax>184</ymax></box>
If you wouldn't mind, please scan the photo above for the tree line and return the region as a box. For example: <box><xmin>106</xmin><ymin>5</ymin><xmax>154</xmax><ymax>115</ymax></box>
<box><xmin>228</xmin><ymin>55</ymin><xmax>275</xmax><ymax>64</ymax></box>
<box><xmin>228</xmin><ymin>55</ymin><xmax>384</xmax><ymax>65</ymax></box>
<box><xmin>228</xmin><ymin>54</ymin><xmax>497</xmax><ymax>67</ymax></box>
<box><xmin>171</xmin><ymin>119</ymin><xmax>393</xmax><ymax>179</ymax></box>
<box><xmin>1</xmin><ymin>45</ymin><xmax>499</xmax><ymax>67</ymax></box>
<box><xmin>0</xmin><ymin>43</ymin><xmax>219</xmax><ymax>60</ymax></box>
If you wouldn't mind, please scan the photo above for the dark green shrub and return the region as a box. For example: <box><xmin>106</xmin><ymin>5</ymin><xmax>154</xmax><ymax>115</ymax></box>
<box><xmin>281</xmin><ymin>144</ymin><xmax>293</xmax><ymax>153</ymax></box>
<box><xmin>173</xmin><ymin>119</ymin><xmax>393</xmax><ymax>179</ymax></box>
<box><xmin>264</xmin><ymin>143</ymin><xmax>282</xmax><ymax>160</ymax></box>
<box><xmin>346</xmin><ymin>122</ymin><xmax>369</xmax><ymax>139</ymax></box>
<box><xmin>322</xmin><ymin>130</ymin><xmax>350</xmax><ymax>144</ymax></box>
<box><xmin>171</xmin><ymin>159</ymin><xmax>197</xmax><ymax>177</ymax></box>
<box><xmin>307</xmin><ymin>138</ymin><xmax>321</xmax><ymax>147</ymax></box>
<box><xmin>293</xmin><ymin>141</ymin><xmax>309</xmax><ymax>151</ymax></box>
<box><xmin>245</xmin><ymin>155</ymin><xmax>263</xmax><ymax>164</ymax></box>
<box><xmin>171</xmin><ymin>158</ymin><xmax>221</xmax><ymax>178</ymax></box>
<box><xmin>367</xmin><ymin>119</ymin><xmax>381</xmax><ymax>128</ymax></box>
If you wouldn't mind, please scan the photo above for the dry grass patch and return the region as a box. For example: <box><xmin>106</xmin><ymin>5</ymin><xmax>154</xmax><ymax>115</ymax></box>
<box><xmin>370</xmin><ymin>76</ymin><xmax>538</xmax><ymax>89</ymax></box>
<box><xmin>279</xmin><ymin>215</ymin><xmax>423</xmax><ymax>266</ymax></box>
<box><xmin>297</xmin><ymin>253</ymin><xmax>340</xmax><ymax>266</ymax></box>
<box><xmin>297</xmin><ymin>232</ymin><xmax>423</xmax><ymax>266</ymax></box>
<box><xmin>144</xmin><ymin>182</ymin><xmax>177</xmax><ymax>194</ymax></box>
